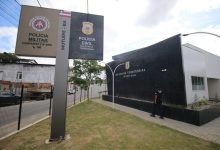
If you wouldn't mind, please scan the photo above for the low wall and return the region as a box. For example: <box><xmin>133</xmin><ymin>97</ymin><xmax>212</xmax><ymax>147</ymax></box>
<box><xmin>102</xmin><ymin>95</ymin><xmax>220</xmax><ymax>126</ymax></box>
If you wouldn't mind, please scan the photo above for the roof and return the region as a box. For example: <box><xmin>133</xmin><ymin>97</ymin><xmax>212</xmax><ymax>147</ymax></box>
<box><xmin>182</xmin><ymin>43</ymin><xmax>220</xmax><ymax>58</ymax></box>
<box><xmin>0</xmin><ymin>62</ymin><xmax>55</xmax><ymax>67</ymax></box>
<box><xmin>112</xmin><ymin>34</ymin><xmax>181</xmax><ymax>60</ymax></box>
<box><xmin>113</xmin><ymin>40</ymin><xmax>220</xmax><ymax>61</ymax></box>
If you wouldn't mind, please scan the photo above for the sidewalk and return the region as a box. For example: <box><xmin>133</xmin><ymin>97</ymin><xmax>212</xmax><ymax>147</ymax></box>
<box><xmin>93</xmin><ymin>99</ymin><xmax>220</xmax><ymax>145</ymax></box>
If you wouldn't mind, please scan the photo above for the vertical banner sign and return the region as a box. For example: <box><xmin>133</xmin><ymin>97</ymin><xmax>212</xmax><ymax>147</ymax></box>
<box><xmin>50</xmin><ymin>10</ymin><xmax>71</xmax><ymax>140</ymax></box>
<box><xmin>69</xmin><ymin>12</ymin><xmax>104</xmax><ymax>60</ymax></box>
<box><xmin>15</xmin><ymin>6</ymin><xmax>59</xmax><ymax>57</ymax></box>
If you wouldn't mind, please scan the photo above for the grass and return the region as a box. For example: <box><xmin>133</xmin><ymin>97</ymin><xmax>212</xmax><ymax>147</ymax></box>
<box><xmin>0</xmin><ymin>100</ymin><xmax>220</xmax><ymax>150</ymax></box>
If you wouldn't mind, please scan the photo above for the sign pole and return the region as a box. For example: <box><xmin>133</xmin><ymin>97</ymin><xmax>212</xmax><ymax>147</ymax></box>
<box><xmin>50</xmin><ymin>12</ymin><xmax>71</xmax><ymax>141</ymax></box>
<box><xmin>15</xmin><ymin>6</ymin><xmax>103</xmax><ymax>142</ymax></box>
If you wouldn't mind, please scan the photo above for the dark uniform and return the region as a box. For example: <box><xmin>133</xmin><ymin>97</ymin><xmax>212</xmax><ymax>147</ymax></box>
<box><xmin>151</xmin><ymin>89</ymin><xmax>164</xmax><ymax>119</ymax></box>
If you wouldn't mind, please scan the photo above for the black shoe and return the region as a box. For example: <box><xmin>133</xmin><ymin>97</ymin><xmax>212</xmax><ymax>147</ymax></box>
<box><xmin>150</xmin><ymin>114</ymin><xmax>155</xmax><ymax>117</ymax></box>
<box><xmin>160</xmin><ymin>116</ymin><xmax>164</xmax><ymax>119</ymax></box>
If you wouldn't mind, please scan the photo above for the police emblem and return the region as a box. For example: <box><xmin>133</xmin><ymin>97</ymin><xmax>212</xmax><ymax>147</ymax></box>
<box><xmin>29</xmin><ymin>16</ymin><xmax>50</xmax><ymax>32</ymax></box>
<box><xmin>82</xmin><ymin>22</ymin><xmax>93</xmax><ymax>35</ymax></box>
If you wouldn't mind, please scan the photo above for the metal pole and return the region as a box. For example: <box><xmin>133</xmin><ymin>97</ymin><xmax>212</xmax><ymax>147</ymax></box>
<box><xmin>112</xmin><ymin>63</ymin><xmax>125</xmax><ymax>109</ymax></box>
<box><xmin>50</xmin><ymin>11</ymin><xmax>71</xmax><ymax>141</ymax></box>
<box><xmin>182</xmin><ymin>32</ymin><xmax>220</xmax><ymax>38</ymax></box>
<box><xmin>104</xmin><ymin>62</ymin><xmax>125</xmax><ymax>109</ymax></box>
<box><xmin>91</xmin><ymin>87</ymin><xmax>92</xmax><ymax>99</ymax></box>
<box><xmin>104</xmin><ymin>63</ymin><xmax>114</xmax><ymax>109</ymax></box>
<box><xmin>49</xmin><ymin>85</ymin><xmax>53</xmax><ymax>116</ymax></box>
<box><xmin>80</xmin><ymin>88</ymin><xmax>82</xmax><ymax>102</ymax></box>
<box><xmin>17</xmin><ymin>84</ymin><xmax>24</xmax><ymax>130</ymax></box>
<box><xmin>112</xmin><ymin>72</ymin><xmax>115</xmax><ymax>109</ymax></box>
<box><xmin>74</xmin><ymin>87</ymin><xmax>76</xmax><ymax>104</ymax></box>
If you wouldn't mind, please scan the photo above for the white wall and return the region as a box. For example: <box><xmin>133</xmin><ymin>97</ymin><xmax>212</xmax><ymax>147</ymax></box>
<box><xmin>182</xmin><ymin>44</ymin><xmax>209</xmax><ymax>104</ymax></box>
<box><xmin>204</xmin><ymin>52</ymin><xmax>220</xmax><ymax>79</ymax></box>
<box><xmin>0</xmin><ymin>64</ymin><xmax>55</xmax><ymax>84</ymax></box>
<box><xmin>207</xmin><ymin>78</ymin><xmax>220</xmax><ymax>100</ymax></box>
<box><xmin>89</xmin><ymin>84</ymin><xmax>107</xmax><ymax>98</ymax></box>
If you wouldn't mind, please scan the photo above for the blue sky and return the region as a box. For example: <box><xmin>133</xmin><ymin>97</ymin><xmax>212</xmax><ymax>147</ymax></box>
<box><xmin>178</xmin><ymin>8</ymin><xmax>220</xmax><ymax>29</ymax></box>
<box><xmin>0</xmin><ymin>0</ymin><xmax>220</xmax><ymax>64</ymax></box>
<box><xmin>0</xmin><ymin>0</ymin><xmax>20</xmax><ymax>27</ymax></box>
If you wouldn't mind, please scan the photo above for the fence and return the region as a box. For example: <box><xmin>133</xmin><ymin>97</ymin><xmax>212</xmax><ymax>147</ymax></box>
<box><xmin>0</xmin><ymin>83</ymin><xmax>106</xmax><ymax>139</ymax></box>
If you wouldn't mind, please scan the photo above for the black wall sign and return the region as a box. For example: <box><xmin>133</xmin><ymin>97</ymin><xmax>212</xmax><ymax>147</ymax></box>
<box><xmin>69</xmin><ymin>12</ymin><xmax>104</xmax><ymax>60</ymax></box>
<box><xmin>106</xmin><ymin>34</ymin><xmax>187</xmax><ymax>106</ymax></box>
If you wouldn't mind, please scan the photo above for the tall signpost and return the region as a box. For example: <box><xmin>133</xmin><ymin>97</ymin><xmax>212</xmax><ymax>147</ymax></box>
<box><xmin>15</xmin><ymin>5</ymin><xmax>104</xmax><ymax>141</ymax></box>
<box><xmin>50</xmin><ymin>10</ymin><xmax>71</xmax><ymax>140</ymax></box>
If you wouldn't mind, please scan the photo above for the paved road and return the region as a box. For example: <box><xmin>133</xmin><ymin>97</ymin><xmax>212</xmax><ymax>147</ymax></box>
<box><xmin>0</xmin><ymin>90</ymin><xmax>88</xmax><ymax>138</ymax></box>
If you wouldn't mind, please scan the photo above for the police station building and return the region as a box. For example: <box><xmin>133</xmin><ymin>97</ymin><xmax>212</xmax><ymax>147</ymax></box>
<box><xmin>105</xmin><ymin>34</ymin><xmax>220</xmax><ymax>106</ymax></box>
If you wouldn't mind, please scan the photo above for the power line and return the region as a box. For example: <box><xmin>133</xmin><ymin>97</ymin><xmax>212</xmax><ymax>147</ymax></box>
<box><xmin>0</xmin><ymin>14</ymin><xmax>17</xmax><ymax>26</ymax></box>
<box><xmin>0</xmin><ymin>1</ymin><xmax>20</xmax><ymax>19</ymax></box>
<box><xmin>0</xmin><ymin>2</ymin><xmax>19</xmax><ymax>23</ymax></box>
<box><xmin>36</xmin><ymin>0</ymin><xmax>42</xmax><ymax>7</ymax></box>
<box><xmin>14</xmin><ymin>0</ymin><xmax>21</xmax><ymax>6</ymax></box>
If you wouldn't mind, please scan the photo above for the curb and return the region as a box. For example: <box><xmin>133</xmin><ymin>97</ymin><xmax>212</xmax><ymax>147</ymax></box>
<box><xmin>0</xmin><ymin>99</ymin><xmax>88</xmax><ymax>141</ymax></box>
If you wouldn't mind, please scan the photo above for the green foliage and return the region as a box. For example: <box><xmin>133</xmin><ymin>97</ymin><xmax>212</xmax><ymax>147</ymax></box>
<box><xmin>0</xmin><ymin>52</ymin><xmax>37</xmax><ymax>64</ymax></box>
<box><xmin>190</xmin><ymin>97</ymin><xmax>210</xmax><ymax>110</ymax></box>
<box><xmin>194</xmin><ymin>94</ymin><xmax>198</xmax><ymax>102</ymax></box>
<box><xmin>69</xmin><ymin>60</ymin><xmax>104</xmax><ymax>99</ymax></box>
<box><xmin>1</xmin><ymin>101</ymin><xmax>220</xmax><ymax>150</ymax></box>
<box><xmin>0</xmin><ymin>52</ymin><xmax>19</xmax><ymax>63</ymax></box>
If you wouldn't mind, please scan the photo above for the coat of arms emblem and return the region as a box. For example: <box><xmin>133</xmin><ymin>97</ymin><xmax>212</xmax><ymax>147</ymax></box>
<box><xmin>82</xmin><ymin>22</ymin><xmax>93</xmax><ymax>35</ymax></box>
<box><xmin>29</xmin><ymin>16</ymin><xmax>50</xmax><ymax>32</ymax></box>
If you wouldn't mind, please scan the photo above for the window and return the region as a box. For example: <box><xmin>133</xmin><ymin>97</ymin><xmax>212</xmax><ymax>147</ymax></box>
<box><xmin>0</xmin><ymin>71</ymin><xmax>3</xmax><ymax>80</ymax></box>
<box><xmin>16</xmin><ymin>72</ymin><xmax>22</xmax><ymax>80</ymax></box>
<box><xmin>191</xmin><ymin>76</ymin><xmax>205</xmax><ymax>90</ymax></box>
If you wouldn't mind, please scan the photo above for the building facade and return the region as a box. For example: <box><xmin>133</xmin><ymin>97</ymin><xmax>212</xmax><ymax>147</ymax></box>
<box><xmin>0</xmin><ymin>62</ymin><xmax>107</xmax><ymax>99</ymax></box>
<box><xmin>182</xmin><ymin>43</ymin><xmax>220</xmax><ymax>104</ymax></box>
<box><xmin>106</xmin><ymin>34</ymin><xmax>220</xmax><ymax>106</ymax></box>
<box><xmin>0</xmin><ymin>63</ymin><xmax>55</xmax><ymax>95</ymax></box>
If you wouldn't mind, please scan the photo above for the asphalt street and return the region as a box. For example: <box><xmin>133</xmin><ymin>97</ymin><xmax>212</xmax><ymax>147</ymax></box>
<box><xmin>0</xmin><ymin>91</ymin><xmax>87</xmax><ymax>138</ymax></box>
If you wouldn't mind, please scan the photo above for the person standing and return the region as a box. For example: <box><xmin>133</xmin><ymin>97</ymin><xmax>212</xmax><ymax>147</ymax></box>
<box><xmin>151</xmin><ymin>87</ymin><xmax>164</xmax><ymax>119</ymax></box>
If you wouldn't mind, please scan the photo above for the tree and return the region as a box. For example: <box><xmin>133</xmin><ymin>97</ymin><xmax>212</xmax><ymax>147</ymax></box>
<box><xmin>0</xmin><ymin>52</ymin><xmax>19</xmax><ymax>63</ymax></box>
<box><xmin>0</xmin><ymin>52</ymin><xmax>37</xmax><ymax>64</ymax></box>
<box><xmin>69</xmin><ymin>60</ymin><xmax>104</xmax><ymax>100</ymax></box>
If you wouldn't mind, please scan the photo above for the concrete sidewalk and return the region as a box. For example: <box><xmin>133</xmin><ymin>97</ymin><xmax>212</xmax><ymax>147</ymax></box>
<box><xmin>93</xmin><ymin>99</ymin><xmax>220</xmax><ymax>145</ymax></box>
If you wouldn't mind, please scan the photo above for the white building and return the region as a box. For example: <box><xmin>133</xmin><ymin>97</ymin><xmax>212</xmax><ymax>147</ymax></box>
<box><xmin>0</xmin><ymin>63</ymin><xmax>55</xmax><ymax>91</ymax></box>
<box><xmin>182</xmin><ymin>43</ymin><xmax>220</xmax><ymax>104</ymax></box>
<box><xmin>0</xmin><ymin>62</ymin><xmax>107</xmax><ymax>98</ymax></box>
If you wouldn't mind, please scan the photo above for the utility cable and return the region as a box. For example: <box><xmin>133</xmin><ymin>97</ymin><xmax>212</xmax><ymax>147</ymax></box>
<box><xmin>0</xmin><ymin>14</ymin><xmax>17</xmax><ymax>26</ymax></box>
<box><xmin>36</xmin><ymin>0</ymin><xmax>42</xmax><ymax>7</ymax></box>
<box><xmin>14</xmin><ymin>0</ymin><xmax>21</xmax><ymax>6</ymax></box>
<box><xmin>0</xmin><ymin>1</ymin><xmax>20</xmax><ymax>19</ymax></box>
<box><xmin>0</xmin><ymin>4</ymin><xmax>18</xmax><ymax>25</ymax></box>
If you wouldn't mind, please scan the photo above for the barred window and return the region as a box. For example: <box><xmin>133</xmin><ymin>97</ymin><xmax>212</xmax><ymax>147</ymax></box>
<box><xmin>16</xmin><ymin>72</ymin><xmax>22</xmax><ymax>80</ymax></box>
<box><xmin>0</xmin><ymin>71</ymin><xmax>3</xmax><ymax>80</ymax></box>
<box><xmin>191</xmin><ymin>76</ymin><xmax>205</xmax><ymax>90</ymax></box>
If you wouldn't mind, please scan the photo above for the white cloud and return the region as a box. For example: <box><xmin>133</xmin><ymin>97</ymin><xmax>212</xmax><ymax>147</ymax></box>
<box><xmin>1</xmin><ymin>0</ymin><xmax>220</xmax><ymax>64</ymax></box>
<box><xmin>108</xmin><ymin>0</ymin><xmax>220</xmax><ymax>59</ymax></box>
<box><xmin>137</xmin><ymin>0</ymin><xmax>178</xmax><ymax>27</ymax></box>
<box><xmin>0</xmin><ymin>26</ymin><xmax>17</xmax><ymax>53</ymax></box>
<box><xmin>173</xmin><ymin>0</ymin><xmax>220</xmax><ymax>14</ymax></box>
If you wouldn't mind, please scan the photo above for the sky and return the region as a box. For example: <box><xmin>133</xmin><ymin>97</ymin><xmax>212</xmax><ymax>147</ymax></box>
<box><xmin>0</xmin><ymin>0</ymin><xmax>220</xmax><ymax>65</ymax></box>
